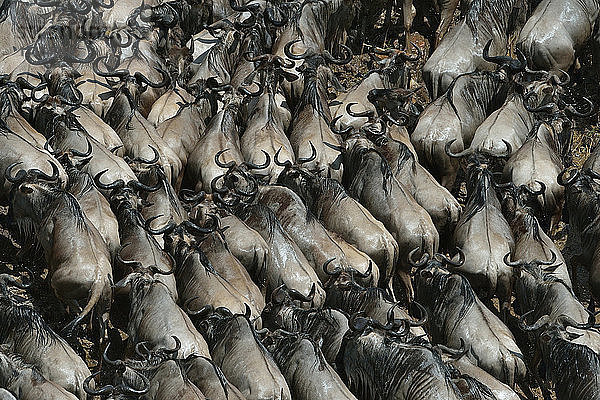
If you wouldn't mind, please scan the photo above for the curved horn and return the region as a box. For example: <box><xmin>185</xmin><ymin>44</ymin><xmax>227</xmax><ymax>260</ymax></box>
<box><xmin>92</xmin><ymin>55</ymin><xmax>130</xmax><ymax>79</ymax></box>
<box><xmin>24</xmin><ymin>45</ymin><xmax>56</xmax><ymax>66</ymax></box>
<box><xmin>439</xmin><ymin>248</ymin><xmax>465</xmax><ymax>267</ymax></box>
<box><xmin>264</xmin><ymin>6</ymin><xmax>288</xmax><ymax>26</ymax></box>
<box><xmin>323</xmin><ymin>44</ymin><xmax>353</xmax><ymax>65</ymax></box>
<box><xmin>329</xmin><ymin>116</ymin><xmax>353</xmax><ymax>135</ymax></box>
<box><xmin>210</xmin><ymin>175</ymin><xmax>228</xmax><ymax>194</ymax></box>
<box><xmin>274</xmin><ymin>55</ymin><xmax>295</xmax><ymax>69</ymax></box>
<box><xmin>537</xmin><ymin>250</ymin><xmax>558</xmax><ymax>266</ymax></box>
<box><xmin>521</xmin><ymin>180</ymin><xmax>546</xmax><ymax>197</ymax></box>
<box><xmin>83</xmin><ymin>372</ymin><xmax>114</xmax><ymax>396</ymax></box>
<box><xmin>93</xmin><ymin>0</ymin><xmax>114</xmax><ymax>8</ymax></box>
<box><xmin>243</xmin><ymin>150</ymin><xmax>270</xmax><ymax>170</ymax></box>
<box><xmin>564</xmin><ymin>97</ymin><xmax>595</xmax><ymax>118</ymax></box>
<box><xmin>121</xmin><ymin>369</ymin><xmax>150</xmax><ymax>395</ymax></box>
<box><xmin>298</xmin><ymin>141</ymin><xmax>317</xmax><ymax>164</ymax></box>
<box><xmin>134</xmin><ymin>68</ymin><xmax>171</xmax><ymax>88</ymax></box>
<box><xmin>288</xmin><ymin>283</ymin><xmax>316</xmax><ymax>303</ymax></box>
<box><xmin>523</xmin><ymin>91</ymin><xmax>555</xmax><ymax>113</ymax></box>
<box><xmin>435</xmin><ymin>339</ymin><xmax>468</xmax><ymax>360</ymax></box>
<box><xmin>408</xmin><ymin>247</ymin><xmax>429</xmax><ymax>268</ymax></box>
<box><xmin>274</xmin><ymin>147</ymin><xmax>293</xmax><ymax>167</ymax></box>
<box><xmin>399</xmin><ymin>42</ymin><xmax>421</xmax><ymax>61</ymax></box>
<box><xmin>215</xmin><ymin>149</ymin><xmax>236</xmax><ymax>168</ymax></box>
<box><xmin>239</xmin><ymin>81</ymin><xmax>263</xmax><ymax>97</ymax></box>
<box><xmin>29</xmin><ymin>161</ymin><xmax>60</xmax><ymax>182</ymax></box>
<box><xmin>284</xmin><ymin>40</ymin><xmax>308</xmax><ymax>60</ymax></box>
<box><xmin>102</xmin><ymin>343</ymin><xmax>124</xmax><ymax>366</ymax></box>
<box><xmin>5</xmin><ymin>162</ymin><xmax>26</xmax><ymax>184</ymax></box>
<box><xmin>519</xmin><ymin>311</ymin><xmax>550</xmax><ymax>331</ymax></box>
<box><xmin>349</xmin><ymin>312</ymin><xmax>371</xmax><ymax>331</ymax></box>
<box><xmin>551</xmin><ymin>69</ymin><xmax>570</xmax><ymax>86</ymax></box>
<box><xmin>183</xmin><ymin>215</ymin><xmax>219</xmax><ymax>235</ymax></box>
<box><xmin>133</xmin><ymin>145</ymin><xmax>160</xmax><ymax>164</ymax></box>
<box><xmin>482</xmin><ymin>40</ymin><xmax>525</xmax><ymax>71</ymax></box>
<box><xmin>93</xmin><ymin>169</ymin><xmax>125</xmax><ymax>190</ymax></box>
<box><xmin>128</xmin><ymin>179</ymin><xmax>162</xmax><ymax>193</ymax></box>
<box><xmin>70</xmin><ymin>137</ymin><xmax>93</xmax><ymax>158</ymax></box>
<box><xmin>322</xmin><ymin>258</ymin><xmax>342</xmax><ymax>276</ymax></box>
<box><xmin>407</xmin><ymin>301</ymin><xmax>428</xmax><ymax>326</ymax></box>
<box><xmin>445</xmin><ymin>139</ymin><xmax>472</xmax><ymax>158</ymax></box>
<box><xmin>229</xmin><ymin>0</ymin><xmax>252</xmax><ymax>12</ymax></box>
<box><xmin>323</xmin><ymin>141</ymin><xmax>345</xmax><ymax>153</ymax></box>
<box><xmin>557</xmin><ymin>168</ymin><xmax>580</xmax><ymax>186</ymax></box>
<box><xmin>164</xmin><ymin>336</ymin><xmax>181</xmax><ymax>355</ymax></box>
<box><xmin>346</xmin><ymin>102</ymin><xmax>374</xmax><ymax>118</ymax></box>
<box><xmin>184</xmin><ymin>300</ymin><xmax>214</xmax><ymax>317</ymax></box>
<box><xmin>351</xmin><ymin>261</ymin><xmax>373</xmax><ymax>279</ymax></box>
<box><xmin>503</xmin><ymin>252</ymin><xmax>523</xmax><ymax>267</ymax></box>
<box><xmin>144</xmin><ymin>215</ymin><xmax>177</xmax><ymax>235</ymax></box>
<box><xmin>179</xmin><ymin>189</ymin><xmax>206</xmax><ymax>204</ymax></box>
<box><xmin>502</xmin><ymin>140</ymin><xmax>512</xmax><ymax>158</ymax></box>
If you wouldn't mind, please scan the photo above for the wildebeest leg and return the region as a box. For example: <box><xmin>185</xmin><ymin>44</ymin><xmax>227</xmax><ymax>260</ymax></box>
<box><xmin>435</xmin><ymin>0</ymin><xmax>459</xmax><ymax>47</ymax></box>
<box><xmin>397</xmin><ymin>269</ymin><xmax>413</xmax><ymax>301</ymax></box>
<box><xmin>402</xmin><ymin>0</ymin><xmax>414</xmax><ymax>50</ymax></box>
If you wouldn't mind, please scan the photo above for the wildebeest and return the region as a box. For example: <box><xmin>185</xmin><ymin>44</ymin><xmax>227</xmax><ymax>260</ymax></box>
<box><xmin>423</xmin><ymin>0</ymin><xmax>527</xmax><ymax>98</ymax></box>
<box><xmin>265</xmin><ymin>330</ymin><xmax>358</xmax><ymax>400</ymax></box>
<box><xmin>559</xmin><ymin>168</ymin><xmax>600</xmax><ymax>300</ymax></box>
<box><xmin>262</xmin><ymin>284</ymin><xmax>350</xmax><ymax>364</ymax></box>
<box><xmin>337</xmin><ymin>315</ymin><xmax>463</xmax><ymax>400</ymax></box>
<box><xmin>414</xmin><ymin>254</ymin><xmax>528</xmax><ymax>391</ymax></box>
<box><xmin>277</xmin><ymin>167</ymin><xmax>399</xmax><ymax>290</ymax></box>
<box><xmin>0</xmin><ymin>296</ymin><xmax>91</xmax><ymax>399</ymax></box>
<box><xmin>449</xmin><ymin>157</ymin><xmax>515</xmax><ymax>313</ymax></box>
<box><xmin>518</xmin><ymin>0</ymin><xmax>600</xmax><ymax>71</ymax></box>
<box><xmin>0</xmin><ymin>346</ymin><xmax>78</xmax><ymax>400</ymax></box>
<box><xmin>339</xmin><ymin>136</ymin><xmax>438</xmax><ymax>299</ymax></box>
<box><xmin>8</xmin><ymin>165</ymin><xmax>113</xmax><ymax>337</ymax></box>
<box><xmin>199</xmin><ymin>307</ymin><xmax>292</xmax><ymax>400</ymax></box>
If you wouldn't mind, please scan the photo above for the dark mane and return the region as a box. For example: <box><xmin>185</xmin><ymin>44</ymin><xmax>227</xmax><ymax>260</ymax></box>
<box><xmin>465</xmin><ymin>0</ymin><xmax>522</xmax><ymax>40</ymax></box>
<box><xmin>296</xmin><ymin>61</ymin><xmax>330</xmax><ymax>121</ymax></box>
<box><xmin>291</xmin><ymin>307</ymin><xmax>342</xmax><ymax>337</ymax></box>
<box><xmin>447</xmin><ymin>72</ymin><xmax>506</xmax><ymax>122</ymax></box>
<box><xmin>545</xmin><ymin>330</ymin><xmax>600</xmax><ymax>399</ymax></box>
<box><xmin>463</xmin><ymin>167</ymin><xmax>495</xmax><ymax>223</ymax></box>
<box><xmin>393</xmin><ymin>140</ymin><xmax>415</xmax><ymax>172</ymax></box>
<box><xmin>347</xmin><ymin>144</ymin><xmax>396</xmax><ymax>196</ymax></box>
<box><xmin>316</xmin><ymin>177</ymin><xmax>348</xmax><ymax>205</ymax></box>
<box><xmin>0</xmin><ymin>298</ymin><xmax>58</xmax><ymax>347</ymax></box>
<box><xmin>430</xmin><ymin>271</ymin><xmax>477</xmax><ymax>338</ymax></box>
<box><xmin>269</xmin><ymin>333</ymin><xmax>326</xmax><ymax>371</ymax></box>
<box><xmin>332</xmin><ymin>285</ymin><xmax>393</xmax><ymax>315</ymax></box>
<box><xmin>341</xmin><ymin>330</ymin><xmax>456</xmax><ymax>400</ymax></box>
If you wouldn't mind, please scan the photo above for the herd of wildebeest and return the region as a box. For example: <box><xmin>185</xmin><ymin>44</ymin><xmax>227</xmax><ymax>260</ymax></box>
<box><xmin>2</xmin><ymin>0</ymin><xmax>600</xmax><ymax>398</ymax></box>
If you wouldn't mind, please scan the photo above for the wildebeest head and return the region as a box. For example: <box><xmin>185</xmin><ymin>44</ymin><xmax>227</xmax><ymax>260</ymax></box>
<box><xmin>7</xmin><ymin>162</ymin><xmax>62</xmax><ymax>224</ymax></box>
<box><xmin>412</xmin><ymin>250</ymin><xmax>471</xmax><ymax>322</ymax></box>
<box><xmin>92</xmin><ymin>55</ymin><xmax>171</xmax><ymax>109</ymax></box>
<box><xmin>262</xmin><ymin>283</ymin><xmax>318</xmax><ymax>328</ymax></box>
<box><xmin>25</xmin><ymin>21</ymin><xmax>97</xmax><ymax>66</ymax></box>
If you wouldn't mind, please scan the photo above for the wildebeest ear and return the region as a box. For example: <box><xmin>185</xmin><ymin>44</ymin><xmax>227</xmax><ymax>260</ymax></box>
<box><xmin>330</xmin><ymin>154</ymin><xmax>343</xmax><ymax>171</ymax></box>
<box><xmin>113</xmin><ymin>272</ymin><xmax>137</xmax><ymax>290</ymax></box>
